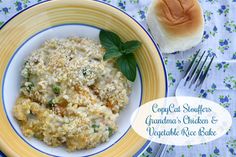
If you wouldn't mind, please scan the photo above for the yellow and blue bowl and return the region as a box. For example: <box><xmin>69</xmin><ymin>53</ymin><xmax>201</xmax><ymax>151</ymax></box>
<box><xmin>0</xmin><ymin>0</ymin><xmax>167</xmax><ymax>156</ymax></box>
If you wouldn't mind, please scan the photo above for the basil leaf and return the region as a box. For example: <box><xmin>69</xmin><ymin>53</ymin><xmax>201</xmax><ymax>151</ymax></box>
<box><xmin>117</xmin><ymin>54</ymin><xmax>137</xmax><ymax>82</ymax></box>
<box><xmin>99</xmin><ymin>30</ymin><xmax>122</xmax><ymax>50</ymax></box>
<box><xmin>122</xmin><ymin>40</ymin><xmax>141</xmax><ymax>54</ymax></box>
<box><xmin>103</xmin><ymin>48</ymin><xmax>123</xmax><ymax>61</ymax></box>
<box><xmin>100</xmin><ymin>30</ymin><xmax>141</xmax><ymax>82</ymax></box>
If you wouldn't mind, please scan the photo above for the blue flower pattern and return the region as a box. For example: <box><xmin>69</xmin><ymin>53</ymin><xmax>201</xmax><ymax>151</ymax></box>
<box><xmin>0</xmin><ymin>0</ymin><xmax>236</xmax><ymax>157</ymax></box>
<box><xmin>205</xmin><ymin>0</ymin><xmax>218</xmax><ymax>4</ymax></box>
<box><xmin>199</xmin><ymin>89</ymin><xmax>208</xmax><ymax>98</ymax></box>
<box><xmin>118</xmin><ymin>0</ymin><xmax>126</xmax><ymax>10</ymax></box>
<box><xmin>14</xmin><ymin>1</ymin><xmax>23</xmax><ymax>11</ymax></box>
<box><xmin>202</xmin><ymin>30</ymin><xmax>209</xmax><ymax>41</ymax></box>
<box><xmin>168</xmin><ymin>73</ymin><xmax>176</xmax><ymax>87</ymax></box>
<box><xmin>199</xmin><ymin>83</ymin><xmax>216</xmax><ymax>98</ymax></box>
<box><xmin>141</xmin><ymin>146</ymin><xmax>153</xmax><ymax>157</ymax></box>
<box><xmin>227</xmin><ymin>139</ymin><xmax>236</xmax><ymax>156</ymax></box>
<box><xmin>129</xmin><ymin>0</ymin><xmax>139</xmax><ymax>3</ymax></box>
<box><xmin>166</xmin><ymin>145</ymin><xmax>175</xmax><ymax>153</ymax></box>
<box><xmin>218</xmin><ymin>5</ymin><xmax>229</xmax><ymax>16</ymax></box>
<box><xmin>206</xmin><ymin>48</ymin><xmax>216</xmax><ymax>57</ymax></box>
<box><xmin>204</xmin><ymin>10</ymin><xmax>213</xmax><ymax>22</ymax></box>
<box><xmin>176</xmin><ymin>60</ymin><xmax>184</xmax><ymax>72</ymax></box>
<box><xmin>218</xmin><ymin>39</ymin><xmax>230</xmax><ymax>53</ymax></box>
<box><xmin>224</xmin><ymin>76</ymin><xmax>236</xmax><ymax>89</ymax></box>
<box><xmin>219</xmin><ymin>95</ymin><xmax>231</xmax><ymax>108</ymax></box>
<box><xmin>209</xmin><ymin>26</ymin><xmax>218</xmax><ymax>36</ymax></box>
<box><xmin>138</xmin><ymin>9</ymin><xmax>146</xmax><ymax>19</ymax></box>
<box><xmin>232</xmin><ymin>52</ymin><xmax>236</xmax><ymax>59</ymax></box>
<box><xmin>0</xmin><ymin>7</ymin><xmax>11</xmax><ymax>14</ymax></box>
<box><xmin>224</xmin><ymin>20</ymin><xmax>236</xmax><ymax>33</ymax></box>
<box><xmin>215</xmin><ymin>62</ymin><xmax>229</xmax><ymax>72</ymax></box>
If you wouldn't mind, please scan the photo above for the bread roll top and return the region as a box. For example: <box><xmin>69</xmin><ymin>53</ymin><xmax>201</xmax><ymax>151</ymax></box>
<box><xmin>155</xmin><ymin>0</ymin><xmax>203</xmax><ymax>37</ymax></box>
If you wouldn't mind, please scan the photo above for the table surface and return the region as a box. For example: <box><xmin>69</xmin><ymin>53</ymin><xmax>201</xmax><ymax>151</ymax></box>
<box><xmin>1</xmin><ymin>0</ymin><xmax>236</xmax><ymax>157</ymax></box>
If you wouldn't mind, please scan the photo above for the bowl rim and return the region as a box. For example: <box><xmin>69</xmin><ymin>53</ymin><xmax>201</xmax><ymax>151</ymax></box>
<box><xmin>0</xmin><ymin>0</ymin><xmax>168</xmax><ymax>156</ymax></box>
<box><xmin>2</xmin><ymin>23</ymin><xmax>144</xmax><ymax>156</ymax></box>
<box><xmin>1</xmin><ymin>23</ymin><xmax>143</xmax><ymax>157</ymax></box>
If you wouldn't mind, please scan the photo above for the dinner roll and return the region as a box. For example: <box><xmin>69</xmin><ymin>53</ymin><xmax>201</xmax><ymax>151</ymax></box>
<box><xmin>147</xmin><ymin>0</ymin><xmax>204</xmax><ymax>53</ymax></box>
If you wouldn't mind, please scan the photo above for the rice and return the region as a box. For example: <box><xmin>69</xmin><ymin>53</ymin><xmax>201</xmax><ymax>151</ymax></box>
<box><xmin>13</xmin><ymin>37</ymin><xmax>131</xmax><ymax>151</ymax></box>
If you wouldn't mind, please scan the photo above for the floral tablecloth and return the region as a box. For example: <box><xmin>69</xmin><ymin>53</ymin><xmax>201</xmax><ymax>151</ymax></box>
<box><xmin>1</xmin><ymin>0</ymin><xmax>236</xmax><ymax>157</ymax></box>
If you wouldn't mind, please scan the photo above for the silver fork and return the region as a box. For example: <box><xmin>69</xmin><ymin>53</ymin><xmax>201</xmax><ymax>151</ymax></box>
<box><xmin>155</xmin><ymin>144</ymin><xmax>168</xmax><ymax>157</ymax></box>
<box><xmin>154</xmin><ymin>50</ymin><xmax>214</xmax><ymax>157</ymax></box>
<box><xmin>175</xmin><ymin>49</ymin><xmax>215</xmax><ymax>97</ymax></box>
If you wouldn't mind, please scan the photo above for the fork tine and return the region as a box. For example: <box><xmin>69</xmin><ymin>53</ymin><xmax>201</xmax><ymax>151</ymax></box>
<box><xmin>184</xmin><ymin>50</ymin><xmax>206</xmax><ymax>85</ymax></box>
<box><xmin>192</xmin><ymin>54</ymin><xmax>210</xmax><ymax>90</ymax></box>
<box><xmin>159</xmin><ymin>145</ymin><xmax>168</xmax><ymax>157</ymax></box>
<box><xmin>184</xmin><ymin>49</ymin><xmax>200</xmax><ymax>78</ymax></box>
<box><xmin>196</xmin><ymin>56</ymin><xmax>215</xmax><ymax>87</ymax></box>
<box><xmin>189</xmin><ymin>54</ymin><xmax>209</xmax><ymax>88</ymax></box>
<box><xmin>155</xmin><ymin>145</ymin><xmax>166</xmax><ymax>157</ymax></box>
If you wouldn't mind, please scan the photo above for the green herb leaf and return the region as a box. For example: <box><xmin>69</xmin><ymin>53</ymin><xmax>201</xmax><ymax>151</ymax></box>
<box><xmin>23</xmin><ymin>68</ymin><xmax>30</xmax><ymax>81</ymax></box>
<box><xmin>47</xmin><ymin>99</ymin><xmax>55</xmax><ymax>109</ymax></box>
<box><xmin>108</xmin><ymin>127</ymin><xmax>113</xmax><ymax>137</ymax></box>
<box><xmin>92</xmin><ymin>124</ymin><xmax>100</xmax><ymax>133</ymax></box>
<box><xmin>25</xmin><ymin>81</ymin><xmax>34</xmax><ymax>92</ymax></box>
<box><xmin>122</xmin><ymin>40</ymin><xmax>141</xmax><ymax>54</ymax></box>
<box><xmin>52</xmin><ymin>84</ymin><xmax>61</xmax><ymax>95</ymax></box>
<box><xmin>99</xmin><ymin>30</ymin><xmax>140</xmax><ymax>82</ymax></box>
<box><xmin>99</xmin><ymin>30</ymin><xmax>122</xmax><ymax>50</ymax></box>
<box><xmin>24</xmin><ymin>61</ymin><xmax>29</xmax><ymax>66</ymax></box>
<box><xmin>117</xmin><ymin>53</ymin><xmax>137</xmax><ymax>82</ymax></box>
<box><xmin>92</xmin><ymin>124</ymin><xmax>99</xmax><ymax>129</ymax></box>
<box><xmin>103</xmin><ymin>48</ymin><xmax>123</xmax><ymax>61</ymax></box>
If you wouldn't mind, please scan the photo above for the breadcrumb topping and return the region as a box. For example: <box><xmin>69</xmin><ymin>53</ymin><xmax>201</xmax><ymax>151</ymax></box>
<box><xmin>13</xmin><ymin>37</ymin><xmax>131</xmax><ymax>151</ymax></box>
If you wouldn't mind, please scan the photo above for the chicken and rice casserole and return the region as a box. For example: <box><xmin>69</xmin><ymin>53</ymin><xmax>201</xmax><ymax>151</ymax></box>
<box><xmin>13</xmin><ymin>37</ymin><xmax>131</xmax><ymax>151</ymax></box>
